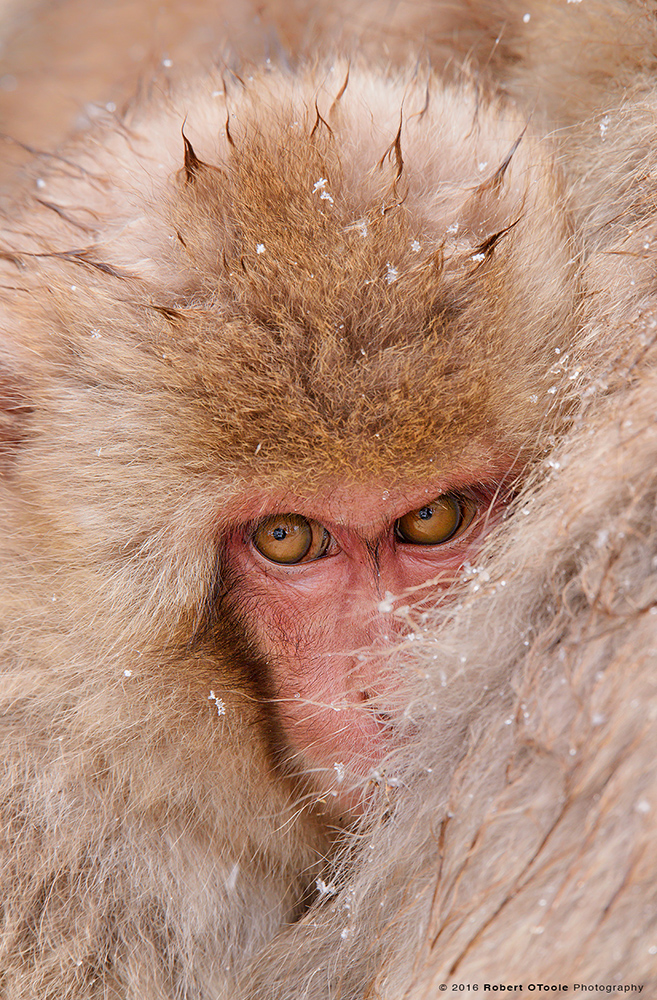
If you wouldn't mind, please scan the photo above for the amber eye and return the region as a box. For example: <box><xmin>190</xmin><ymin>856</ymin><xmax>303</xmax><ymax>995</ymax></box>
<box><xmin>252</xmin><ymin>514</ymin><xmax>331</xmax><ymax>565</ymax></box>
<box><xmin>395</xmin><ymin>492</ymin><xmax>476</xmax><ymax>545</ymax></box>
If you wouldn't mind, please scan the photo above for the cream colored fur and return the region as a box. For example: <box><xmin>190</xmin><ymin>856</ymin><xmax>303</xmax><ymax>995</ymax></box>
<box><xmin>0</xmin><ymin>1</ymin><xmax>656</xmax><ymax>997</ymax></box>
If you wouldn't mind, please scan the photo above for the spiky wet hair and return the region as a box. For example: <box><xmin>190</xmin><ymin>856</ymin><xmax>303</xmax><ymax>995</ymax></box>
<box><xmin>1</xmin><ymin>62</ymin><xmax>577</xmax><ymax>511</ymax></box>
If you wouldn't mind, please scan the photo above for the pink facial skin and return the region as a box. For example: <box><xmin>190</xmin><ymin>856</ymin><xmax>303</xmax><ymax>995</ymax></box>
<box><xmin>224</xmin><ymin>475</ymin><xmax>507</xmax><ymax>813</ymax></box>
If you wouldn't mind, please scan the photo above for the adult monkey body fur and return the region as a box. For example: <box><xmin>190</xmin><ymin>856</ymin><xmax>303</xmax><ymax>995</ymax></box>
<box><xmin>0</xmin><ymin>1</ymin><xmax>656</xmax><ymax>998</ymax></box>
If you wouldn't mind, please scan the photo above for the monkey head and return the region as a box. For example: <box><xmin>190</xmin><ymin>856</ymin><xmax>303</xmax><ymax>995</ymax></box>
<box><xmin>0</xmin><ymin>63</ymin><xmax>578</xmax><ymax>815</ymax></box>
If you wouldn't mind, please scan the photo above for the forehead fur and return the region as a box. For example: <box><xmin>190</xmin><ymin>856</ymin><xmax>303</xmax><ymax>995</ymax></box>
<box><xmin>1</xmin><ymin>64</ymin><xmax>577</xmax><ymax>494</ymax></box>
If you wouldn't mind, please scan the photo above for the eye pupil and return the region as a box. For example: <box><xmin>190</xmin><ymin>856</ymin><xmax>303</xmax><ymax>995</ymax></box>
<box><xmin>395</xmin><ymin>492</ymin><xmax>476</xmax><ymax>545</ymax></box>
<box><xmin>252</xmin><ymin>515</ymin><xmax>332</xmax><ymax>564</ymax></box>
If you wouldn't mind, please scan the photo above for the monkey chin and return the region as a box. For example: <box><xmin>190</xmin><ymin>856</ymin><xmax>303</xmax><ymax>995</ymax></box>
<box><xmin>268</xmin><ymin>654</ymin><xmax>408</xmax><ymax>822</ymax></box>
<box><xmin>289</xmin><ymin>706</ymin><xmax>398</xmax><ymax>818</ymax></box>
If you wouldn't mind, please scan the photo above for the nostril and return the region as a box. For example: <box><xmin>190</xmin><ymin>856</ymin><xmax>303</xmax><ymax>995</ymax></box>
<box><xmin>358</xmin><ymin>690</ymin><xmax>392</xmax><ymax>727</ymax></box>
<box><xmin>357</xmin><ymin>689</ymin><xmax>381</xmax><ymax>709</ymax></box>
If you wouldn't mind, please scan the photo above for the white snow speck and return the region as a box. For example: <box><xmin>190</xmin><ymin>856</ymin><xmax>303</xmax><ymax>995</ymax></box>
<box><xmin>316</xmin><ymin>878</ymin><xmax>337</xmax><ymax>898</ymax></box>
<box><xmin>477</xmin><ymin>161</ymin><xmax>488</xmax><ymax>172</ymax></box>
<box><xmin>123</xmin><ymin>669</ymin><xmax>132</xmax><ymax>677</ymax></box>
<box><xmin>340</xmin><ymin>928</ymin><xmax>351</xmax><ymax>940</ymax></box>
<box><xmin>333</xmin><ymin>762</ymin><xmax>345</xmax><ymax>784</ymax></box>
<box><xmin>523</xmin><ymin>12</ymin><xmax>531</xmax><ymax>22</ymax></box>
<box><xmin>106</xmin><ymin>102</ymin><xmax>116</xmax><ymax>113</ymax></box>
<box><xmin>36</xmin><ymin>178</ymin><xmax>46</xmax><ymax>189</ymax></box>
<box><xmin>254</xmin><ymin>442</ymin><xmax>262</xmax><ymax>455</ymax></box>
<box><xmin>162</xmin><ymin>58</ymin><xmax>173</xmax><ymax>68</ymax></box>
<box><xmin>386</xmin><ymin>263</ymin><xmax>399</xmax><ymax>283</ymax></box>
<box><xmin>447</xmin><ymin>222</ymin><xmax>459</xmax><ymax>234</ymax></box>
<box><xmin>256</xmin><ymin>244</ymin><xmax>265</xmax><ymax>254</ymax></box>
<box><xmin>312</xmin><ymin>178</ymin><xmax>328</xmax><ymax>193</ymax></box>
<box><xmin>377</xmin><ymin>591</ymin><xmax>396</xmax><ymax>613</ymax></box>
<box><xmin>208</xmin><ymin>691</ymin><xmax>226</xmax><ymax>716</ymax></box>
<box><xmin>411</xmin><ymin>240</ymin><xmax>422</xmax><ymax>252</ymax></box>
<box><xmin>636</xmin><ymin>799</ymin><xmax>651</xmax><ymax>814</ymax></box>
<box><xmin>471</xmin><ymin>253</ymin><xmax>485</xmax><ymax>263</ymax></box>
<box><xmin>529</xmin><ymin>394</ymin><xmax>538</xmax><ymax>403</ymax></box>
<box><xmin>599</xmin><ymin>114</ymin><xmax>610</xmax><ymax>140</ymax></box>
<box><xmin>320</xmin><ymin>191</ymin><xmax>334</xmax><ymax>204</ymax></box>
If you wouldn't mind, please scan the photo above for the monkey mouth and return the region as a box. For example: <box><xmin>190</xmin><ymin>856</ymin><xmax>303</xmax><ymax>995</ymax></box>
<box><xmin>273</xmin><ymin>693</ymin><xmax>402</xmax><ymax>814</ymax></box>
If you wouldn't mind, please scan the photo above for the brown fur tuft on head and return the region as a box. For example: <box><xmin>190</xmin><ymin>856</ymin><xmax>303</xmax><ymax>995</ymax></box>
<box><xmin>2</xmin><ymin>66</ymin><xmax>579</xmax><ymax>505</ymax></box>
